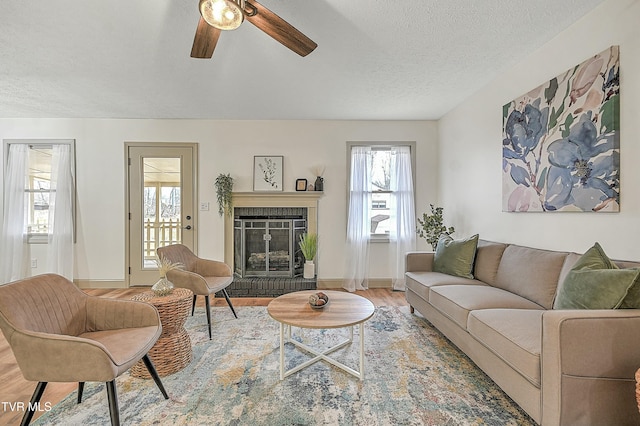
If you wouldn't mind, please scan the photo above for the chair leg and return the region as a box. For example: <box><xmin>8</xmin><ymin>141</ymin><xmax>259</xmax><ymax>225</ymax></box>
<box><xmin>205</xmin><ymin>295</ymin><xmax>212</xmax><ymax>340</ymax></box>
<box><xmin>106</xmin><ymin>380</ymin><xmax>120</xmax><ymax>426</ymax></box>
<box><xmin>141</xmin><ymin>354</ymin><xmax>169</xmax><ymax>400</ymax></box>
<box><xmin>20</xmin><ymin>382</ymin><xmax>47</xmax><ymax>426</ymax></box>
<box><xmin>222</xmin><ymin>288</ymin><xmax>238</xmax><ymax>319</ymax></box>
<box><xmin>191</xmin><ymin>294</ymin><xmax>197</xmax><ymax>316</ymax></box>
<box><xmin>77</xmin><ymin>382</ymin><xmax>85</xmax><ymax>404</ymax></box>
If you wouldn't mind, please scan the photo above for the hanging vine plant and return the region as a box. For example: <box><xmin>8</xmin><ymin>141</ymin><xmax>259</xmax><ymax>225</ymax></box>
<box><xmin>215</xmin><ymin>173</ymin><xmax>234</xmax><ymax>217</ymax></box>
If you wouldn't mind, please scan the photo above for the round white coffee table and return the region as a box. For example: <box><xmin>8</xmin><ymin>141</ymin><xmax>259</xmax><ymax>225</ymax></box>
<box><xmin>267</xmin><ymin>290</ymin><xmax>375</xmax><ymax>380</ymax></box>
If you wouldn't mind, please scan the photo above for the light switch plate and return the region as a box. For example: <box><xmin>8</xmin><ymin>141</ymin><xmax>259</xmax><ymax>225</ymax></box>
<box><xmin>200</xmin><ymin>202</ymin><xmax>210</xmax><ymax>211</ymax></box>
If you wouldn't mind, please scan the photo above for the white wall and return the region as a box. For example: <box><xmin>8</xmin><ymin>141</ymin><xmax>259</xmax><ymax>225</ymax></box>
<box><xmin>0</xmin><ymin>119</ymin><xmax>438</xmax><ymax>283</ymax></box>
<box><xmin>438</xmin><ymin>0</ymin><xmax>640</xmax><ymax>260</ymax></box>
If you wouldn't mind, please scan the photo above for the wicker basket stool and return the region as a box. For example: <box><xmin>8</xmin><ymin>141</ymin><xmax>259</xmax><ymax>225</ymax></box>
<box><xmin>130</xmin><ymin>288</ymin><xmax>193</xmax><ymax>378</ymax></box>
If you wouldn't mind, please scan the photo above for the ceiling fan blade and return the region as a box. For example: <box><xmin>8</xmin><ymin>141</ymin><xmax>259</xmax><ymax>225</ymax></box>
<box><xmin>191</xmin><ymin>17</ymin><xmax>222</xmax><ymax>59</ymax></box>
<box><xmin>244</xmin><ymin>0</ymin><xmax>317</xmax><ymax>57</ymax></box>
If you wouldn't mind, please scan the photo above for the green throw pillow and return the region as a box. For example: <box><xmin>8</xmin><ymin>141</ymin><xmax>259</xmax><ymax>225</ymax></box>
<box><xmin>553</xmin><ymin>243</ymin><xmax>640</xmax><ymax>309</ymax></box>
<box><xmin>433</xmin><ymin>234</ymin><xmax>479</xmax><ymax>279</ymax></box>
<box><xmin>620</xmin><ymin>281</ymin><xmax>640</xmax><ymax>309</ymax></box>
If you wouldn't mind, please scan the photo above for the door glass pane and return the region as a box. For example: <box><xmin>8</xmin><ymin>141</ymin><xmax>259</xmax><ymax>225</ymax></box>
<box><xmin>160</xmin><ymin>186</ymin><xmax>181</xmax><ymax>220</ymax></box>
<box><xmin>144</xmin><ymin>187</ymin><xmax>157</xmax><ymax>221</ymax></box>
<box><xmin>142</xmin><ymin>157</ymin><xmax>181</xmax><ymax>268</ymax></box>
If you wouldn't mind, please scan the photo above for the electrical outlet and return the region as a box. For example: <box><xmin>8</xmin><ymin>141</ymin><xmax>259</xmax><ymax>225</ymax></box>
<box><xmin>200</xmin><ymin>202</ymin><xmax>210</xmax><ymax>211</ymax></box>
<box><xmin>31</xmin><ymin>258</ymin><xmax>37</xmax><ymax>268</ymax></box>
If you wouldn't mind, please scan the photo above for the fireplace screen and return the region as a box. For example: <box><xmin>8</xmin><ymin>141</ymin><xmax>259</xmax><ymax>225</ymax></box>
<box><xmin>234</xmin><ymin>218</ymin><xmax>306</xmax><ymax>277</ymax></box>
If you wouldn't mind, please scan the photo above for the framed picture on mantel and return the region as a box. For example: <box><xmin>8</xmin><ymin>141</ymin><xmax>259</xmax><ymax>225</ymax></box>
<box><xmin>254</xmin><ymin>155</ymin><xmax>283</xmax><ymax>191</ymax></box>
<box><xmin>296</xmin><ymin>178</ymin><xmax>308</xmax><ymax>191</ymax></box>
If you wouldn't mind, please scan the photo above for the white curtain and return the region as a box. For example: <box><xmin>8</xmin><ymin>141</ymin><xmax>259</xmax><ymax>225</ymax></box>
<box><xmin>389</xmin><ymin>146</ymin><xmax>416</xmax><ymax>290</ymax></box>
<box><xmin>0</xmin><ymin>144</ymin><xmax>30</xmax><ymax>284</ymax></box>
<box><xmin>47</xmin><ymin>144</ymin><xmax>74</xmax><ymax>281</ymax></box>
<box><xmin>344</xmin><ymin>146</ymin><xmax>371</xmax><ymax>291</ymax></box>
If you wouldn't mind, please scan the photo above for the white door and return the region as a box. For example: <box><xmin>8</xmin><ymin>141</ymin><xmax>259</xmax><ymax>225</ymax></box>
<box><xmin>127</xmin><ymin>144</ymin><xmax>197</xmax><ymax>286</ymax></box>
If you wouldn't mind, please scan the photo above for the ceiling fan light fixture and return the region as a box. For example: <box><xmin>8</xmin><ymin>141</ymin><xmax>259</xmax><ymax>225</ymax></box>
<box><xmin>199</xmin><ymin>0</ymin><xmax>245</xmax><ymax>31</ymax></box>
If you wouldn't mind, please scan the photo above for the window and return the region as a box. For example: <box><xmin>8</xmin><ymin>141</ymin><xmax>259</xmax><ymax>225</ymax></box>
<box><xmin>370</xmin><ymin>149</ymin><xmax>392</xmax><ymax>236</ymax></box>
<box><xmin>26</xmin><ymin>146</ymin><xmax>53</xmax><ymax>236</ymax></box>
<box><xmin>345</xmin><ymin>142</ymin><xmax>417</xmax><ymax>291</ymax></box>
<box><xmin>1</xmin><ymin>139</ymin><xmax>76</xmax><ymax>281</ymax></box>
<box><xmin>346</xmin><ymin>142</ymin><xmax>416</xmax><ymax>240</ymax></box>
<box><xmin>3</xmin><ymin>140</ymin><xmax>76</xmax><ymax>243</ymax></box>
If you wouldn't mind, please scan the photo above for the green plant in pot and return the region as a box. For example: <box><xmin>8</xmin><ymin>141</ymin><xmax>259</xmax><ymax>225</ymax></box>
<box><xmin>416</xmin><ymin>204</ymin><xmax>455</xmax><ymax>250</ymax></box>
<box><xmin>215</xmin><ymin>173</ymin><xmax>234</xmax><ymax>217</ymax></box>
<box><xmin>299</xmin><ymin>233</ymin><xmax>317</xmax><ymax>279</ymax></box>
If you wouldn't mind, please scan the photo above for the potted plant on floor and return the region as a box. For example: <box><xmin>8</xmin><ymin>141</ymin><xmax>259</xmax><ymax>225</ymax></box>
<box><xmin>299</xmin><ymin>233</ymin><xmax>318</xmax><ymax>279</ymax></box>
<box><xmin>416</xmin><ymin>204</ymin><xmax>455</xmax><ymax>250</ymax></box>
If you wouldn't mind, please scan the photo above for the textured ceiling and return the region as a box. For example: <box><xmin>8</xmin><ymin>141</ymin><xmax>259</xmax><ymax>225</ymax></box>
<box><xmin>0</xmin><ymin>0</ymin><xmax>604</xmax><ymax>120</ymax></box>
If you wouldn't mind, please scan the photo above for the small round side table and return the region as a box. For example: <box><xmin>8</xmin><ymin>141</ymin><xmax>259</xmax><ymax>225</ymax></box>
<box><xmin>130</xmin><ymin>288</ymin><xmax>193</xmax><ymax>378</ymax></box>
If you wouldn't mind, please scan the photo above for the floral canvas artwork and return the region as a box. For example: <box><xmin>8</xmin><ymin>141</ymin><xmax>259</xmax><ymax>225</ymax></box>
<box><xmin>502</xmin><ymin>46</ymin><xmax>620</xmax><ymax>212</ymax></box>
<box><xmin>253</xmin><ymin>156</ymin><xmax>283</xmax><ymax>191</ymax></box>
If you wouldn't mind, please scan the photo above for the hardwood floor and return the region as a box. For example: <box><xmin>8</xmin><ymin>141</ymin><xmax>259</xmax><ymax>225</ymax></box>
<box><xmin>0</xmin><ymin>288</ymin><xmax>408</xmax><ymax>426</ymax></box>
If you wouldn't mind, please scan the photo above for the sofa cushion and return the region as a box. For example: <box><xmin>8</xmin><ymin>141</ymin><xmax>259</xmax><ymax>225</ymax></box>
<box><xmin>558</xmin><ymin>252</ymin><xmax>581</xmax><ymax>287</ymax></box>
<box><xmin>554</xmin><ymin>243</ymin><xmax>640</xmax><ymax>309</ymax></box>
<box><xmin>494</xmin><ymin>245</ymin><xmax>568</xmax><ymax>309</ymax></box>
<box><xmin>474</xmin><ymin>240</ymin><xmax>508</xmax><ymax>285</ymax></box>
<box><xmin>429</xmin><ymin>285</ymin><xmax>544</xmax><ymax>330</ymax></box>
<box><xmin>406</xmin><ymin>272</ymin><xmax>485</xmax><ymax>302</ymax></box>
<box><xmin>433</xmin><ymin>234</ymin><xmax>479</xmax><ymax>279</ymax></box>
<box><xmin>468</xmin><ymin>309</ymin><xmax>543</xmax><ymax>387</ymax></box>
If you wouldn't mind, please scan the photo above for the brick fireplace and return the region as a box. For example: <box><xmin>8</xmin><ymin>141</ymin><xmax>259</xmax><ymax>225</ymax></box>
<box><xmin>223</xmin><ymin>192</ymin><xmax>322</xmax><ymax>296</ymax></box>
<box><xmin>233</xmin><ymin>207</ymin><xmax>307</xmax><ymax>277</ymax></box>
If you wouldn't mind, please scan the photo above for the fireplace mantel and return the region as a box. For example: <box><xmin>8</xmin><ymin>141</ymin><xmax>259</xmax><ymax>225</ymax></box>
<box><xmin>223</xmin><ymin>192</ymin><xmax>323</xmax><ymax>266</ymax></box>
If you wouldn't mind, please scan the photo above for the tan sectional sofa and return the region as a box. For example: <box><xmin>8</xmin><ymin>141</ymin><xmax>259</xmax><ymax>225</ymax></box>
<box><xmin>405</xmin><ymin>240</ymin><xmax>640</xmax><ymax>425</ymax></box>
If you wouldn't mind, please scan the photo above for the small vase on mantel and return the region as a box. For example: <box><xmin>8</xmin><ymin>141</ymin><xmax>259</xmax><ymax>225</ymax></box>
<box><xmin>303</xmin><ymin>261</ymin><xmax>315</xmax><ymax>279</ymax></box>
<box><xmin>314</xmin><ymin>176</ymin><xmax>324</xmax><ymax>192</ymax></box>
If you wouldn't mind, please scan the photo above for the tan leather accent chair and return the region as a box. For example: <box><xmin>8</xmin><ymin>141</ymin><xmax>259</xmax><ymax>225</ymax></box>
<box><xmin>0</xmin><ymin>274</ymin><xmax>169</xmax><ymax>426</ymax></box>
<box><xmin>157</xmin><ymin>244</ymin><xmax>237</xmax><ymax>339</ymax></box>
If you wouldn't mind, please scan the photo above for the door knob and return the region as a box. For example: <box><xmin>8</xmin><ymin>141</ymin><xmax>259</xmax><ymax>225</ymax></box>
<box><xmin>184</xmin><ymin>225</ymin><xmax>192</xmax><ymax>230</ymax></box>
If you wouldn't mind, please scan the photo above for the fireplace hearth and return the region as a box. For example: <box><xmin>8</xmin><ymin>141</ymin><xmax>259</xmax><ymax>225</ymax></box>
<box><xmin>225</xmin><ymin>276</ymin><xmax>316</xmax><ymax>297</ymax></box>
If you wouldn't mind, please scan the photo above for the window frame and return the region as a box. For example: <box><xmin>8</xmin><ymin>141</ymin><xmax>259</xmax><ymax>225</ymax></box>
<box><xmin>3</xmin><ymin>139</ymin><xmax>77</xmax><ymax>244</ymax></box>
<box><xmin>346</xmin><ymin>141</ymin><xmax>417</xmax><ymax>243</ymax></box>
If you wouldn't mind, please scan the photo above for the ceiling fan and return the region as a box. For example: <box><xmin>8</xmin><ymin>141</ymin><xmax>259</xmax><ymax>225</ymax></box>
<box><xmin>191</xmin><ymin>0</ymin><xmax>317</xmax><ymax>59</ymax></box>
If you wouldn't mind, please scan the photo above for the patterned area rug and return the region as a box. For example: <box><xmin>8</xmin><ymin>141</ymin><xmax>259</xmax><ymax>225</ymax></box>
<box><xmin>34</xmin><ymin>306</ymin><xmax>534</xmax><ymax>425</ymax></box>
